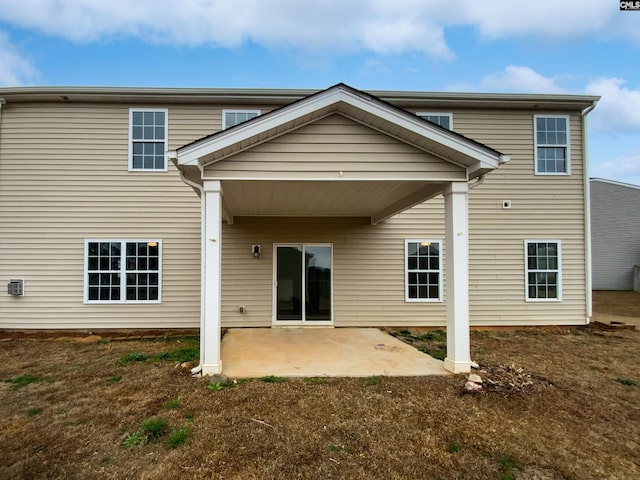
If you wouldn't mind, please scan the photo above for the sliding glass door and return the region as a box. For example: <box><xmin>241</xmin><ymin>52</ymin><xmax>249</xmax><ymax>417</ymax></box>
<box><xmin>275</xmin><ymin>244</ymin><xmax>332</xmax><ymax>324</ymax></box>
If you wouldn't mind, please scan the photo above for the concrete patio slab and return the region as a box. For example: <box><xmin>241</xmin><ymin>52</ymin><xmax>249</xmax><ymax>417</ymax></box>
<box><xmin>220</xmin><ymin>327</ymin><xmax>450</xmax><ymax>378</ymax></box>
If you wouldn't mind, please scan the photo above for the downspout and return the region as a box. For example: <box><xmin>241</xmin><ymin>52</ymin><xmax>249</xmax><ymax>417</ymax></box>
<box><xmin>582</xmin><ymin>102</ymin><xmax>597</xmax><ymax>323</ymax></box>
<box><xmin>468</xmin><ymin>156</ymin><xmax>510</xmax><ymax>190</ymax></box>
<box><xmin>176</xmin><ymin>166</ymin><xmax>206</xmax><ymax>376</ymax></box>
<box><xmin>468</xmin><ymin>174</ymin><xmax>486</xmax><ymax>190</ymax></box>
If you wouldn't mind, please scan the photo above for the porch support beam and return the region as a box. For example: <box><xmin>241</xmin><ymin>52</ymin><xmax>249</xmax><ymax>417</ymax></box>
<box><xmin>443</xmin><ymin>181</ymin><xmax>472</xmax><ymax>373</ymax></box>
<box><xmin>201</xmin><ymin>180</ymin><xmax>223</xmax><ymax>375</ymax></box>
<box><xmin>370</xmin><ymin>183</ymin><xmax>446</xmax><ymax>225</ymax></box>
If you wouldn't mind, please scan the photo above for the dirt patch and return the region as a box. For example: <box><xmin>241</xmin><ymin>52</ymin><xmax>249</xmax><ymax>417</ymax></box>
<box><xmin>1</xmin><ymin>326</ymin><xmax>639</xmax><ymax>479</ymax></box>
<box><xmin>593</xmin><ymin>290</ymin><xmax>640</xmax><ymax>318</ymax></box>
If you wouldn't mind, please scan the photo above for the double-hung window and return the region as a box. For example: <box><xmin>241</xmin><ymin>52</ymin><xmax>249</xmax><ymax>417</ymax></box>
<box><xmin>417</xmin><ymin>112</ymin><xmax>453</xmax><ymax>130</ymax></box>
<box><xmin>85</xmin><ymin>240</ymin><xmax>162</xmax><ymax>303</ymax></box>
<box><xmin>222</xmin><ymin>109</ymin><xmax>260</xmax><ymax>129</ymax></box>
<box><xmin>129</xmin><ymin>108</ymin><xmax>168</xmax><ymax>171</ymax></box>
<box><xmin>405</xmin><ymin>240</ymin><xmax>442</xmax><ymax>302</ymax></box>
<box><xmin>525</xmin><ymin>240</ymin><xmax>562</xmax><ymax>301</ymax></box>
<box><xmin>534</xmin><ymin>115</ymin><xmax>570</xmax><ymax>175</ymax></box>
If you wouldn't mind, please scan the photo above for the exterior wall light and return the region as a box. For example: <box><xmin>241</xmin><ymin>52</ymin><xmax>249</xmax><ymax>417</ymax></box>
<box><xmin>252</xmin><ymin>244</ymin><xmax>261</xmax><ymax>258</ymax></box>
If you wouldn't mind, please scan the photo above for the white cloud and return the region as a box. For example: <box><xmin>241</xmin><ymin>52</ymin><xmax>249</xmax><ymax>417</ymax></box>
<box><xmin>0</xmin><ymin>0</ymin><xmax>454</xmax><ymax>59</ymax></box>
<box><xmin>0</xmin><ymin>31</ymin><xmax>37</xmax><ymax>86</ymax></box>
<box><xmin>458</xmin><ymin>1</ymin><xmax>614</xmax><ymax>42</ymax></box>
<box><xmin>0</xmin><ymin>0</ymin><xmax>635</xmax><ymax>60</ymax></box>
<box><xmin>456</xmin><ymin>66</ymin><xmax>640</xmax><ymax>138</ymax></box>
<box><xmin>591</xmin><ymin>148</ymin><xmax>640</xmax><ymax>186</ymax></box>
<box><xmin>480</xmin><ymin>65</ymin><xmax>566</xmax><ymax>94</ymax></box>
<box><xmin>586</xmin><ymin>78</ymin><xmax>640</xmax><ymax>134</ymax></box>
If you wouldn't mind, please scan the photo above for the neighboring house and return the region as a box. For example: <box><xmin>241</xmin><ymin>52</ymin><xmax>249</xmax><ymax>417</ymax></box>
<box><xmin>590</xmin><ymin>178</ymin><xmax>640</xmax><ymax>290</ymax></box>
<box><xmin>0</xmin><ymin>83</ymin><xmax>598</xmax><ymax>374</ymax></box>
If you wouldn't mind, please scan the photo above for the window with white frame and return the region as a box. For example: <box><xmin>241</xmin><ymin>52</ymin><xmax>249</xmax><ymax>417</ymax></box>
<box><xmin>405</xmin><ymin>240</ymin><xmax>442</xmax><ymax>302</ymax></box>
<box><xmin>85</xmin><ymin>240</ymin><xmax>161</xmax><ymax>303</ymax></box>
<box><xmin>417</xmin><ymin>112</ymin><xmax>453</xmax><ymax>130</ymax></box>
<box><xmin>129</xmin><ymin>109</ymin><xmax>168</xmax><ymax>171</ymax></box>
<box><xmin>534</xmin><ymin>115</ymin><xmax>570</xmax><ymax>175</ymax></box>
<box><xmin>525</xmin><ymin>240</ymin><xmax>561</xmax><ymax>301</ymax></box>
<box><xmin>222</xmin><ymin>109</ymin><xmax>260</xmax><ymax>129</ymax></box>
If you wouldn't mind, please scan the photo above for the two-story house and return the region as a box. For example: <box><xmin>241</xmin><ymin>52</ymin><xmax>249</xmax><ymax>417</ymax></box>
<box><xmin>0</xmin><ymin>83</ymin><xmax>598</xmax><ymax>374</ymax></box>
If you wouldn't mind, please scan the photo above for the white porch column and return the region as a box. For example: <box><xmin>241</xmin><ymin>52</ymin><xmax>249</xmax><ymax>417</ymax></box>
<box><xmin>443</xmin><ymin>182</ymin><xmax>471</xmax><ymax>374</ymax></box>
<box><xmin>201</xmin><ymin>180</ymin><xmax>223</xmax><ymax>375</ymax></box>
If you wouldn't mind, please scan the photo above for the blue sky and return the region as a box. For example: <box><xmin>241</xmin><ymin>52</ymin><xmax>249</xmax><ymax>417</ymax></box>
<box><xmin>0</xmin><ymin>0</ymin><xmax>639</xmax><ymax>185</ymax></box>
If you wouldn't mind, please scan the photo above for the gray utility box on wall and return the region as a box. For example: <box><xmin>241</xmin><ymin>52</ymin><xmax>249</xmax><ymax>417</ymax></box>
<box><xmin>634</xmin><ymin>266</ymin><xmax>640</xmax><ymax>293</ymax></box>
<box><xmin>7</xmin><ymin>279</ymin><xmax>24</xmax><ymax>296</ymax></box>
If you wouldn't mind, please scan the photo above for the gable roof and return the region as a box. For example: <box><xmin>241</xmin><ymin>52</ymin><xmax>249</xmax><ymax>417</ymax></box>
<box><xmin>590</xmin><ymin>177</ymin><xmax>640</xmax><ymax>191</ymax></box>
<box><xmin>174</xmin><ymin>83</ymin><xmax>508</xmax><ymax>179</ymax></box>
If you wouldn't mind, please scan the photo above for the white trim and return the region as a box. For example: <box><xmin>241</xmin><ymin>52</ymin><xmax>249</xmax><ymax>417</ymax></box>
<box><xmin>404</xmin><ymin>239</ymin><xmax>443</xmax><ymax>303</ymax></box>
<box><xmin>524</xmin><ymin>239</ymin><xmax>563</xmax><ymax>302</ymax></box>
<box><xmin>533</xmin><ymin>114</ymin><xmax>571</xmax><ymax>176</ymax></box>
<box><xmin>128</xmin><ymin>108</ymin><xmax>169</xmax><ymax>172</ymax></box>
<box><xmin>222</xmin><ymin>109</ymin><xmax>261</xmax><ymax>130</ymax></box>
<box><xmin>83</xmin><ymin>239</ymin><xmax>162</xmax><ymax>304</ymax></box>
<box><xmin>272</xmin><ymin>243</ymin><xmax>334</xmax><ymax>326</ymax></box>
<box><xmin>416</xmin><ymin>112</ymin><xmax>453</xmax><ymax>130</ymax></box>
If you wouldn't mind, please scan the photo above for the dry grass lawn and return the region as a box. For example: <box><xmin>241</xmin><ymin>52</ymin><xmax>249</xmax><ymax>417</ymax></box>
<box><xmin>1</xmin><ymin>291</ymin><xmax>639</xmax><ymax>479</ymax></box>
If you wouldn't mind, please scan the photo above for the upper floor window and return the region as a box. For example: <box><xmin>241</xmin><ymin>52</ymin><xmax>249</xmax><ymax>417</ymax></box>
<box><xmin>525</xmin><ymin>240</ymin><xmax>562</xmax><ymax>301</ymax></box>
<box><xmin>84</xmin><ymin>239</ymin><xmax>162</xmax><ymax>303</ymax></box>
<box><xmin>405</xmin><ymin>240</ymin><xmax>442</xmax><ymax>302</ymax></box>
<box><xmin>534</xmin><ymin>115</ymin><xmax>570</xmax><ymax>175</ymax></box>
<box><xmin>129</xmin><ymin>108</ymin><xmax>168</xmax><ymax>171</ymax></box>
<box><xmin>417</xmin><ymin>112</ymin><xmax>453</xmax><ymax>130</ymax></box>
<box><xmin>223</xmin><ymin>109</ymin><xmax>261</xmax><ymax>129</ymax></box>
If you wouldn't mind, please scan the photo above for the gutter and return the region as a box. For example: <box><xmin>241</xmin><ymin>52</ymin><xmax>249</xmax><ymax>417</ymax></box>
<box><xmin>581</xmin><ymin>101</ymin><xmax>598</xmax><ymax>323</ymax></box>
<box><xmin>170</xmin><ymin>152</ymin><xmax>205</xmax><ymax>376</ymax></box>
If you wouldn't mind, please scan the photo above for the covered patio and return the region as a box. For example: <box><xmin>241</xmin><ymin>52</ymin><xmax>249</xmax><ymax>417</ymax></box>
<box><xmin>220</xmin><ymin>327</ymin><xmax>448</xmax><ymax>378</ymax></box>
<box><xmin>170</xmin><ymin>84</ymin><xmax>507</xmax><ymax>377</ymax></box>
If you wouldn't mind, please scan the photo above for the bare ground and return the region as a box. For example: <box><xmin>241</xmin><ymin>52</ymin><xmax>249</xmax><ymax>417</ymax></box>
<box><xmin>1</xmin><ymin>292</ymin><xmax>639</xmax><ymax>479</ymax></box>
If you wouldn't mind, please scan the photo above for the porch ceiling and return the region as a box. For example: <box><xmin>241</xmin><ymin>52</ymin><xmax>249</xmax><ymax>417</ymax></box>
<box><xmin>173</xmin><ymin>83</ymin><xmax>507</xmax><ymax>224</ymax></box>
<box><xmin>221</xmin><ymin>180</ymin><xmax>447</xmax><ymax>223</ymax></box>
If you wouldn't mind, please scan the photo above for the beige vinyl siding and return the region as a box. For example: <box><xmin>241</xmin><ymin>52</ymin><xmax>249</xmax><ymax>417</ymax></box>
<box><xmin>220</xmin><ymin>109</ymin><xmax>588</xmax><ymax>327</ymax></box>
<box><xmin>454</xmin><ymin>110</ymin><xmax>587</xmax><ymax>325</ymax></box>
<box><xmin>0</xmin><ymin>97</ymin><xmax>589</xmax><ymax>330</ymax></box>
<box><xmin>221</xmin><ymin>210</ymin><xmax>447</xmax><ymax>327</ymax></box>
<box><xmin>205</xmin><ymin>114</ymin><xmax>466</xmax><ymax>181</ymax></box>
<box><xmin>0</xmin><ymin>102</ymin><xmax>214</xmax><ymax>329</ymax></box>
